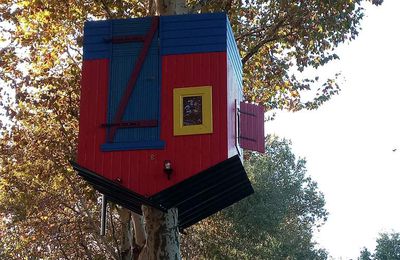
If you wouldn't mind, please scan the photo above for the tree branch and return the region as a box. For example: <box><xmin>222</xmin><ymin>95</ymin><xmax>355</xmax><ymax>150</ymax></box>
<box><xmin>97</xmin><ymin>0</ymin><xmax>114</xmax><ymax>19</ymax></box>
<box><xmin>56</xmin><ymin>223</ymin><xmax>70</xmax><ymax>260</ymax></box>
<box><xmin>224</xmin><ymin>0</ymin><xmax>234</xmax><ymax>13</ymax></box>
<box><xmin>241</xmin><ymin>18</ymin><xmax>286</xmax><ymax>65</ymax></box>
<box><xmin>110</xmin><ymin>206</ymin><xmax>122</xmax><ymax>259</ymax></box>
<box><xmin>147</xmin><ymin>0</ymin><xmax>155</xmax><ymax>15</ymax></box>
<box><xmin>76</xmin><ymin>220</ymin><xmax>95</xmax><ymax>260</ymax></box>
<box><xmin>66</xmin><ymin>46</ymin><xmax>80</xmax><ymax>69</ymax></box>
<box><xmin>63</xmin><ymin>175</ymin><xmax>119</xmax><ymax>259</ymax></box>
<box><xmin>235</xmin><ymin>26</ymin><xmax>268</xmax><ymax>41</ymax></box>
<box><xmin>241</xmin><ymin>35</ymin><xmax>279</xmax><ymax>65</ymax></box>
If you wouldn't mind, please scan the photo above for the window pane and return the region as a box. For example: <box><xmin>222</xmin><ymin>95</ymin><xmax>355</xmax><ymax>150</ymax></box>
<box><xmin>183</xmin><ymin>96</ymin><xmax>203</xmax><ymax>126</ymax></box>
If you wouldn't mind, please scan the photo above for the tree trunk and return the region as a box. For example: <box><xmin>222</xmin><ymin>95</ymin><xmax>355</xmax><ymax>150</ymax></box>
<box><xmin>119</xmin><ymin>208</ymin><xmax>134</xmax><ymax>260</ymax></box>
<box><xmin>132</xmin><ymin>213</ymin><xmax>146</xmax><ymax>259</ymax></box>
<box><xmin>137</xmin><ymin>1</ymin><xmax>185</xmax><ymax>259</ymax></box>
<box><xmin>138</xmin><ymin>206</ymin><xmax>180</xmax><ymax>260</ymax></box>
<box><xmin>132</xmin><ymin>213</ymin><xmax>146</xmax><ymax>247</ymax></box>
<box><xmin>119</xmin><ymin>2</ymin><xmax>186</xmax><ymax>259</ymax></box>
<box><xmin>154</xmin><ymin>0</ymin><xmax>187</xmax><ymax>15</ymax></box>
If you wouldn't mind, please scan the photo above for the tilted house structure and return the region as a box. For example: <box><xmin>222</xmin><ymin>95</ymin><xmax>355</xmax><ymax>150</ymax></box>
<box><xmin>72</xmin><ymin>13</ymin><xmax>265</xmax><ymax>229</ymax></box>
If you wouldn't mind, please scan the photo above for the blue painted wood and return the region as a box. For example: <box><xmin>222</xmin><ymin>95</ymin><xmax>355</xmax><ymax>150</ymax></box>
<box><xmin>226</xmin><ymin>17</ymin><xmax>243</xmax><ymax>91</ymax></box>
<box><xmin>105</xmin><ymin>18</ymin><xmax>162</xmax><ymax>148</ymax></box>
<box><xmin>160</xmin><ymin>13</ymin><xmax>227</xmax><ymax>55</ymax></box>
<box><xmin>112</xmin><ymin>17</ymin><xmax>152</xmax><ymax>36</ymax></box>
<box><xmin>101</xmin><ymin>140</ymin><xmax>165</xmax><ymax>151</ymax></box>
<box><xmin>163</xmin><ymin>35</ymin><xmax>225</xmax><ymax>47</ymax></box>
<box><xmin>162</xmin><ymin>12</ymin><xmax>226</xmax><ymax>22</ymax></box>
<box><xmin>163</xmin><ymin>27</ymin><xmax>226</xmax><ymax>39</ymax></box>
<box><xmin>162</xmin><ymin>19</ymin><xmax>225</xmax><ymax>31</ymax></box>
<box><xmin>84</xmin><ymin>13</ymin><xmax>243</xmax><ymax>151</ymax></box>
<box><xmin>83</xmin><ymin>20</ymin><xmax>112</xmax><ymax>60</ymax></box>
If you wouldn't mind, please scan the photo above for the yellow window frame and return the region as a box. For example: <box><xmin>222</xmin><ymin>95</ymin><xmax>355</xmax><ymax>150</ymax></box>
<box><xmin>173</xmin><ymin>86</ymin><xmax>213</xmax><ymax>136</ymax></box>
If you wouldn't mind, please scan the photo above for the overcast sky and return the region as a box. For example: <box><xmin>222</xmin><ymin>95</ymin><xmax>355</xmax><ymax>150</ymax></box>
<box><xmin>266</xmin><ymin>0</ymin><xmax>400</xmax><ymax>259</ymax></box>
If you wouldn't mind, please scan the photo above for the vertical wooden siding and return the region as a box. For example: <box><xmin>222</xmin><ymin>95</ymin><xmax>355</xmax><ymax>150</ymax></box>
<box><xmin>78</xmin><ymin>14</ymin><xmax>237</xmax><ymax>196</ymax></box>
<box><xmin>77</xmin><ymin>59</ymin><xmax>109</xmax><ymax>177</ymax></box>
<box><xmin>106</xmin><ymin>19</ymin><xmax>161</xmax><ymax>146</ymax></box>
<box><xmin>78</xmin><ymin>58</ymin><xmax>164</xmax><ymax>195</ymax></box>
<box><xmin>78</xmin><ymin>53</ymin><xmax>229</xmax><ymax>196</ymax></box>
<box><xmin>226</xmin><ymin>17</ymin><xmax>243</xmax><ymax>89</ymax></box>
<box><xmin>159</xmin><ymin>52</ymin><xmax>228</xmax><ymax>194</ymax></box>
<box><xmin>83</xmin><ymin>20</ymin><xmax>111</xmax><ymax>60</ymax></box>
<box><xmin>227</xmin><ymin>60</ymin><xmax>240</xmax><ymax>158</ymax></box>
<box><xmin>226</xmin><ymin>17</ymin><xmax>243</xmax><ymax>157</ymax></box>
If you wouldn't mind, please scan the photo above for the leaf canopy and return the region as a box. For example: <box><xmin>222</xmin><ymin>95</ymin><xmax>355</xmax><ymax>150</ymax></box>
<box><xmin>181</xmin><ymin>136</ymin><xmax>329</xmax><ymax>259</ymax></box>
<box><xmin>0</xmin><ymin>0</ymin><xmax>382</xmax><ymax>258</ymax></box>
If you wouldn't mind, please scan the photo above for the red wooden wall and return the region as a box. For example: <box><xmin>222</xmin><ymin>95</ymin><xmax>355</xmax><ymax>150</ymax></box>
<box><xmin>160</xmin><ymin>52</ymin><xmax>228</xmax><ymax>192</ymax></box>
<box><xmin>78</xmin><ymin>52</ymin><xmax>228</xmax><ymax>196</ymax></box>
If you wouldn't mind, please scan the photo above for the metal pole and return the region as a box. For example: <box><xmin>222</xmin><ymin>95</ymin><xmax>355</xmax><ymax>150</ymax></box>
<box><xmin>100</xmin><ymin>194</ymin><xmax>107</xmax><ymax>236</ymax></box>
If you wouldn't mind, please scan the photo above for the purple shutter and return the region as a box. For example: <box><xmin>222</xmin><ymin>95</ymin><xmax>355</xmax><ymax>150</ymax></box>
<box><xmin>239</xmin><ymin>102</ymin><xmax>265</xmax><ymax>153</ymax></box>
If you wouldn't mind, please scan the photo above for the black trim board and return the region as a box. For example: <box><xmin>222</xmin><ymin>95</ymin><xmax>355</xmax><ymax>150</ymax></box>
<box><xmin>70</xmin><ymin>155</ymin><xmax>254</xmax><ymax>229</ymax></box>
<box><xmin>70</xmin><ymin>161</ymin><xmax>166</xmax><ymax>214</ymax></box>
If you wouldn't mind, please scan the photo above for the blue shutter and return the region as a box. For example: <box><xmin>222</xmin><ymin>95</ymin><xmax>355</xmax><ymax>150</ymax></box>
<box><xmin>83</xmin><ymin>20</ymin><xmax>112</xmax><ymax>60</ymax></box>
<box><xmin>101</xmin><ymin>17</ymin><xmax>164</xmax><ymax>151</ymax></box>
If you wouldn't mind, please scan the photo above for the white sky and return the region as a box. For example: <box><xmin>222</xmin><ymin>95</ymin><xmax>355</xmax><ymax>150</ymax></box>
<box><xmin>266</xmin><ymin>1</ymin><xmax>400</xmax><ymax>259</ymax></box>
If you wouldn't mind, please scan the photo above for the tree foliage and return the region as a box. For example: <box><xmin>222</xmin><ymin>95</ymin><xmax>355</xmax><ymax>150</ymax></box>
<box><xmin>198</xmin><ymin>0</ymin><xmax>382</xmax><ymax>110</ymax></box>
<box><xmin>358</xmin><ymin>232</ymin><xmax>400</xmax><ymax>260</ymax></box>
<box><xmin>359</xmin><ymin>247</ymin><xmax>373</xmax><ymax>260</ymax></box>
<box><xmin>181</xmin><ymin>136</ymin><xmax>328</xmax><ymax>259</ymax></box>
<box><xmin>374</xmin><ymin>232</ymin><xmax>400</xmax><ymax>260</ymax></box>
<box><xmin>0</xmin><ymin>0</ymin><xmax>382</xmax><ymax>258</ymax></box>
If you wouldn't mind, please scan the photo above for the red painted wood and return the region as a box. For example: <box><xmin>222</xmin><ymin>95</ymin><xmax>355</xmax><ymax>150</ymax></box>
<box><xmin>93</xmin><ymin>60</ymin><xmax>108</xmax><ymax>176</ymax></box>
<box><xmin>78</xmin><ymin>52</ymin><xmax>230</xmax><ymax>196</ymax></box>
<box><xmin>155</xmin><ymin>52</ymin><xmax>228</xmax><ymax>193</ymax></box>
<box><xmin>77</xmin><ymin>59</ymin><xmax>109</xmax><ymax>172</ymax></box>
<box><xmin>108</xmin><ymin>16</ymin><xmax>159</xmax><ymax>142</ymax></box>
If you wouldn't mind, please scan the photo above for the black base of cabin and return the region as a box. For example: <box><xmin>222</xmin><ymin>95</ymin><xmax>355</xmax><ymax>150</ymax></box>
<box><xmin>70</xmin><ymin>155</ymin><xmax>254</xmax><ymax>230</ymax></box>
<box><xmin>69</xmin><ymin>161</ymin><xmax>166</xmax><ymax>214</ymax></box>
<box><xmin>151</xmin><ymin>155</ymin><xmax>254</xmax><ymax>229</ymax></box>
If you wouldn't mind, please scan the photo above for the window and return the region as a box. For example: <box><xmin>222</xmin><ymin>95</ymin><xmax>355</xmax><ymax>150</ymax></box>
<box><xmin>173</xmin><ymin>86</ymin><xmax>213</xmax><ymax>136</ymax></box>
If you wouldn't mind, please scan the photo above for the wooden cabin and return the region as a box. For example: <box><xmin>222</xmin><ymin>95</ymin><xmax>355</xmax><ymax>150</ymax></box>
<box><xmin>72</xmin><ymin>13</ymin><xmax>264</xmax><ymax>229</ymax></box>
